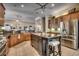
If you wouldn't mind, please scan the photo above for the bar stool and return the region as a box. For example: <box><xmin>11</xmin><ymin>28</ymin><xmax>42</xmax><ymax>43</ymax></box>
<box><xmin>48</xmin><ymin>36</ymin><xmax>61</xmax><ymax>56</ymax></box>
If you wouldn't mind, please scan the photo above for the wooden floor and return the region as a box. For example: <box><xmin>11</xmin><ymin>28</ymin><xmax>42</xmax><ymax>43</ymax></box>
<box><xmin>7</xmin><ymin>41</ymin><xmax>79</xmax><ymax>56</ymax></box>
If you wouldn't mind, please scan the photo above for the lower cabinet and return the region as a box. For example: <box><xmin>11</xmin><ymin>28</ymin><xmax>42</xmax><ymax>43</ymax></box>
<box><xmin>9</xmin><ymin>35</ymin><xmax>18</xmax><ymax>47</ymax></box>
<box><xmin>9</xmin><ymin>33</ymin><xmax>31</xmax><ymax>47</ymax></box>
<box><xmin>62</xmin><ymin>38</ymin><xmax>74</xmax><ymax>49</ymax></box>
<box><xmin>18</xmin><ymin>34</ymin><xmax>24</xmax><ymax>43</ymax></box>
<box><xmin>24</xmin><ymin>33</ymin><xmax>31</xmax><ymax>41</ymax></box>
<box><xmin>31</xmin><ymin>34</ymin><xmax>42</xmax><ymax>55</ymax></box>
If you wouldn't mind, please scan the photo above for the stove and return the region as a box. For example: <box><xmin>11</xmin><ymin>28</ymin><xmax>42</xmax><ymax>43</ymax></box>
<box><xmin>0</xmin><ymin>37</ymin><xmax>6</xmax><ymax>56</ymax></box>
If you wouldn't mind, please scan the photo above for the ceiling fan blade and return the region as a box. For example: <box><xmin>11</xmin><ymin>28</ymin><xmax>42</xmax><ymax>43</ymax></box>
<box><xmin>43</xmin><ymin>3</ymin><xmax>49</xmax><ymax>7</ymax></box>
<box><xmin>36</xmin><ymin>3</ymin><xmax>42</xmax><ymax>7</ymax></box>
<box><xmin>34</xmin><ymin>7</ymin><xmax>41</xmax><ymax>11</ymax></box>
<box><xmin>34</xmin><ymin>3</ymin><xmax>49</xmax><ymax>14</ymax></box>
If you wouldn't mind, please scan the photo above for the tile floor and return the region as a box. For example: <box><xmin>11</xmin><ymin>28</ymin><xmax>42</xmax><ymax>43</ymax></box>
<box><xmin>7</xmin><ymin>41</ymin><xmax>79</xmax><ymax>56</ymax></box>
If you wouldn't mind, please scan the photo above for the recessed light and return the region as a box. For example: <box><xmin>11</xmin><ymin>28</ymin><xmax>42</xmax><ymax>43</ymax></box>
<box><xmin>21</xmin><ymin>4</ymin><xmax>24</xmax><ymax>8</ymax></box>
<box><xmin>51</xmin><ymin>3</ymin><xmax>55</xmax><ymax>7</ymax></box>
<box><xmin>16</xmin><ymin>20</ymin><xmax>19</xmax><ymax>22</ymax></box>
<box><xmin>1</xmin><ymin>27</ymin><xmax>5</xmax><ymax>30</ymax></box>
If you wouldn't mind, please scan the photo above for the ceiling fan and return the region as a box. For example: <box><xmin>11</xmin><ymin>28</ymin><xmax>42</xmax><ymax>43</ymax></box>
<box><xmin>35</xmin><ymin>3</ymin><xmax>49</xmax><ymax>14</ymax></box>
<box><xmin>34</xmin><ymin>3</ymin><xmax>54</xmax><ymax>15</ymax></box>
<box><xmin>35</xmin><ymin>3</ymin><xmax>49</xmax><ymax>11</ymax></box>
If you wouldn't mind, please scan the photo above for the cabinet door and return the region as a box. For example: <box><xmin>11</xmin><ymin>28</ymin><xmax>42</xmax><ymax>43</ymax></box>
<box><xmin>0</xmin><ymin>4</ymin><xmax>5</xmax><ymax>18</ymax></box>
<box><xmin>63</xmin><ymin>15</ymin><xmax>70</xmax><ymax>20</ymax></box>
<box><xmin>70</xmin><ymin>12</ymin><xmax>79</xmax><ymax>19</ymax></box>
<box><xmin>0</xmin><ymin>4</ymin><xmax>5</xmax><ymax>26</ymax></box>
<box><xmin>77</xmin><ymin>12</ymin><xmax>79</xmax><ymax>19</ymax></box>
<box><xmin>9</xmin><ymin>35</ymin><xmax>18</xmax><ymax>47</ymax></box>
<box><xmin>48</xmin><ymin>20</ymin><xmax>51</xmax><ymax>29</ymax></box>
<box><xmin>38</xmin><ymin>38</ymin><xmax>42</xmax><ymax>55</ymax></box>
<box><xmin>0</xmin><ymin>18</ymin><xmax>4</xmax><ymax>25</ymax></box>
<box><xmin>25</xmin><ymin>33</ymin><xmax>31</xmax><ymax>41</ymax></box>
<box><xmin>19</xmin><ymin>34</ymin><xmax>24</xmax><ymax>43</ymax></box>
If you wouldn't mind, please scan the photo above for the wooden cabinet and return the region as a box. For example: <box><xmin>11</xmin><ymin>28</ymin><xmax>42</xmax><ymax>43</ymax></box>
<box><xmin>77</xmin><ymin>12</ymin><xmax>79</xmax><ymax>19</ymax></box>
<box><xmin>56</xmin><ymin>12</ymin><xmax>79</xmax><ymax>49</ymax></box>
<box><xmin>48</xmin><ymin>19</ymin><xmax>51</xmax><ymax>29</ymax></box>
<box><xmin>62</xmin><ymin>38</ymin><xmax>74</xmax><ymax>48</ymax></box>
<box><xmin>18</xmin><ymin>34</ymin><xmax>24</xmax><ymax>43</ymax></box>
<box><xmin>0</xmin><ymin>4</ymin><xmax>5</xmax><ymax>18</ymax></box>
<box><xmin>70</xmin><ymin>12</ymin><xmax>79</xmax><ymax>19</ymax></box>
<box><xmin>31</xmin><ymin>34</ymin><xmax>42</xmax><ymax>55</ymax></box>
<box><xmin>25</xmin><ymin>33</ymin><xmax>31</xmax><ymax>41</ymax></box>
<box><xmin>62</xmin><ymin>12</ymin><xmax>79</xmax><ymax>20</ymax></box>
<box><xmin>9</xmin><ymin>35</ymin><xmax>18</xmax><ymax>47</ymax></box>
<box><xmin>22</xmin><ymin>33</ymin><xmax>31</xmax><ymax>41</ymax></box>
<box><xmin>0</xmin><ymin>18</ymin><xmax>4</xmax><ymax>26</ymax></box>
<box><xmin>63</xmin><ymin>14</ymin><xmax>70</xmax><ymax>20</ymax></box>
<box><xmin>9</xmin><ymin>33</ymin><xmax>31</xmax><ymax>47</ymax></box>
<box><xmin>0</xmin><ymin>3</ymin><xmax>5</xmax><ymax>25</ymax></box>
<box><xmin>48</xmin><ymin>16</ymin><xmax>58</xmax><ymax>29</ymax></box>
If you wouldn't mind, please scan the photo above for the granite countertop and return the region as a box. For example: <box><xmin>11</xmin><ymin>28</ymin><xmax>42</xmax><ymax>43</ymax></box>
<box><xmin>32</xmin><ymin>32</ymin><xmax>61</xmax><ymax>39</ymax></box>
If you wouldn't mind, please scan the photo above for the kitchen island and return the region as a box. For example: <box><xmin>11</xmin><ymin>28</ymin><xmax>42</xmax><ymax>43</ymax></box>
<box><xmin>31</xmin><ymin>33</ymin><xmax>61</xmax><ymax>56</ymax></box>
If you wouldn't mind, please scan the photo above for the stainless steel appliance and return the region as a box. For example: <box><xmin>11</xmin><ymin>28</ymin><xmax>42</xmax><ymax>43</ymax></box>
<box><xmin>0</xmin><ymin>37</ymin><xmax>6</xmax><ymax>56</ymax></box>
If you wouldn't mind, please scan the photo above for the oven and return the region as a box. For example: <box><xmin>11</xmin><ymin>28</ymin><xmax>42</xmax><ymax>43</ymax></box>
<box><xmin>0</xmin><ymin>41</ymin><xmax>6</xmax><ymax>56</ymax></box>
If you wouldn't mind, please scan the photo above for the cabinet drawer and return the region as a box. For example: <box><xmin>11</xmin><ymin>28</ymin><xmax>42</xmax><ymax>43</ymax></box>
<box><xmin>62</xmin><ymin>39</ymin><xmax>74</xmax><ymax>48</ymax></box>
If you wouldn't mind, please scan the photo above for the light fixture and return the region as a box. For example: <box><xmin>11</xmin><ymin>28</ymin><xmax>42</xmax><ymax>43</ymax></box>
<box><xmin>51</xmin><ymin>3</ymin><xmax>55</xmax><ymax>7</ymax></box>
<box><xmin>58</xmin><ymin>28</ymin><xmax>61</xmax><ymax>31</ymax></box>
<box><xmin>51</xmin><ymin>28</ymin><xmax>55</xmax><ymax>31</ymax></box>
<box><xmin>21</xmin><ymin>4</ymin><xmax>24</xmax><ymax>8</ymax></box>
<box><xmin>16</xmin><ymin>20</ymin><xmax>19</xmax><ymax>22</ymax></box>
<box><xmin>1</xmin><ymin>27</ymin><xmax>5</xmax><ymax>30</ymax></box>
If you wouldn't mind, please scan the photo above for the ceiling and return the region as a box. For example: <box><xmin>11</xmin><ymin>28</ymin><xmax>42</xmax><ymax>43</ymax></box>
<box><xmin>3</xmin><ymin>3</ymin><xmax>78</xmax><ymax>18</ymax></box>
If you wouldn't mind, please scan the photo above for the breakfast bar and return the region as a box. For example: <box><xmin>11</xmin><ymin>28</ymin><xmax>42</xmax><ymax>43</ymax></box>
<box><xmin>31</xmin><ymin>33</ymin><xmax>61</xmax><ymax>56</ymax></box>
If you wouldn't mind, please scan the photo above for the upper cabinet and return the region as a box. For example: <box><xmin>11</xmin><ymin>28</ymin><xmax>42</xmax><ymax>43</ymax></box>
<box><xmin>63</xmin><ymin>14</ymin><xmax>70</xmax><ymax>20</ymax></box>
<box><xmin>70</xmin><ymin>12</ymin><xmax>79</xmax><ymax>19</ymax></box>
<box><xmin>56</xmin><ymin>12</ymin><xmax>79</xmax><ymax>35</ymax></box>
<box><xmin>48</xmin><ymin>11</ymin><xmax>79</xmax><ymax>34</ymax></box>
<box><xmin>0</xmin><ymin>3</ymin><xmax>5</xmax><ymax>25</ymax></box>
<box><xmin>48</xmin><ymin>16</ymin><xmax>63</xmax><ymax>30</ymax></box>
<box><xmin>48</xmin><ymin>16</ymin><xmax>57</xmax><ymax>29</ymax></box>
<box><xmin>63</xmin><ymin>12</ymin><xmax>79</xmax><ymax>20</ymax></box>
